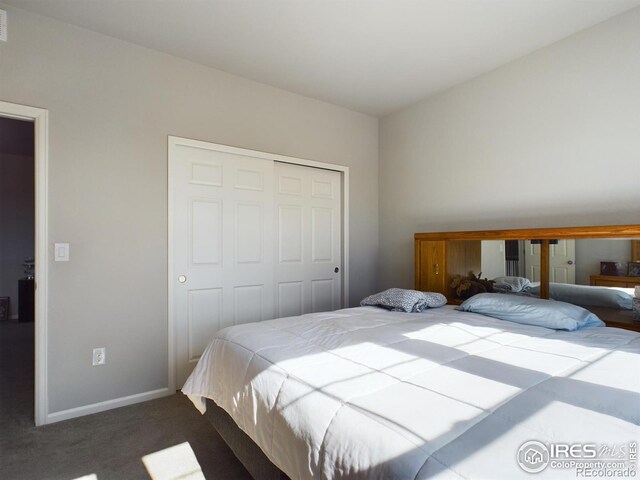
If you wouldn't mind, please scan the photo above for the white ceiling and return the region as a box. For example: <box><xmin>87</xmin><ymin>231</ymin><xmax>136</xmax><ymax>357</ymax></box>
<box><xmin>6</xmin><ymin>0</ymin><xmax>640</xmax><ymax>116</ymax></box>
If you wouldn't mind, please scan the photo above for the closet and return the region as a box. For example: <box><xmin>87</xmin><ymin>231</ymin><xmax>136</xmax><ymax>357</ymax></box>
<box><xmin>169</xmin><ymin>137</ymin><xmax>346</xmax><ymax>385</ymax></box>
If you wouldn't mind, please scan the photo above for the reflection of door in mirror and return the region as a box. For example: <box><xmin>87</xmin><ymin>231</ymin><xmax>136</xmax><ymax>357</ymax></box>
<box><xmin>523</xmin><ymin>240</ymin><xmax>576</xmax><ymax>284</ymax></box>
<box><xmin>550</xmin><ymin>240</ymin><xmax>575</xmax><ymax>283</ymax></box>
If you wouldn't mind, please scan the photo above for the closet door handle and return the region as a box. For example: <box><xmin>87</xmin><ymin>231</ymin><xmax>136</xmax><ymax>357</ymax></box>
<box><xmin>433</xmin><ymin>263</ymin><xmax>439</xmax><ymax>275</ymax></box>
<box><xmin>178</xmin><ymin>275</ymin><xmax>187</xmax><ymax>283</ymax></box>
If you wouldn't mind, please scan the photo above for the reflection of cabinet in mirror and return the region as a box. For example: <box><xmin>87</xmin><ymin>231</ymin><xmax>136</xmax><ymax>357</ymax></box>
<box><xmin>633</xmin><ymin>240</ymin><xmax>640</xmax><ymax>262</ymax></box>
<box><xmin>590</xmin><ymin>275</ymin><xmax>640</xmax><ymax>288</ymax></box>
<box><xmin>415</xmin><ymin>225</ymin><xmax>640</xmax><ymax>331</ymax></box>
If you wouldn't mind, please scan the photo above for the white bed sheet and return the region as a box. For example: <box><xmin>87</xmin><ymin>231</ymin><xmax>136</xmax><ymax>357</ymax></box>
<box><xmin>182</xmin><ymin>306</ymin><xmax>640</xmax><ymax>479</ymax></box>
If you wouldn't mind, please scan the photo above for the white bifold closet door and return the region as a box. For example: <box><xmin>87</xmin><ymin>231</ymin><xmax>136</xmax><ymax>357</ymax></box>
<box><xmin>172</xmin><ymin>140</ymin><xmax>342</xmax><ymax>386</ymax></box>
<box><xmin>274</xmin><ymin>162</ymin><xmax>342</xmax><ymax>318</ymax></box>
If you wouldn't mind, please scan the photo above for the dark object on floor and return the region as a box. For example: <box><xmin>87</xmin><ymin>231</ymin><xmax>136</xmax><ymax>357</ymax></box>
<box><xmin>18</xmin><ymin>278</ymin><xmax>34</xmax><ymax>322</ymax></box>
<box><xmin>0</xmin><ymin>297</ymin><xmax>8</xmax><ymax>321</ymax></box>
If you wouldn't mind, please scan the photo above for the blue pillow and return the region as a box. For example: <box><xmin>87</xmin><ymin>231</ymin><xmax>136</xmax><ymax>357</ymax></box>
<box><xmin>456</xmin><ymin>293</ymin><xmax>604</xmax><ymax>331</ymax></box>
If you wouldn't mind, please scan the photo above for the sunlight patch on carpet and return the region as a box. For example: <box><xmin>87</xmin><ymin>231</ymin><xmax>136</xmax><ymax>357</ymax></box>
<box><xmin>142</xmin><ymin>441</ymin><xmax>205</xmax><ymax>480</ymax></box>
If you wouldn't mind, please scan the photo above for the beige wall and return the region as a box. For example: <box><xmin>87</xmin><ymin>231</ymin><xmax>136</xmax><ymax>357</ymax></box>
<box><xmin>379</xmin><ymin>8</ymin><xmax>640</xmax><ymax>291</ymax></box>
<box><xmin>0</xmin><ymin>153</ymin><xmax>34</xmax><ymax>318</ymax></box>
<box><xmin>0</xmin><ymin>5</ymin><xmax>378</xmax><ymax>415</ymax></box>
<box><xmin>575</xmin><ymin>239</ymin><xmax>632</xmax><ymax>285</ymax></box>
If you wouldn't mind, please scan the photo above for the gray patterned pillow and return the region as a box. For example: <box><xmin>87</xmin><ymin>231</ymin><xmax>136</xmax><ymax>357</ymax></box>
<box><xmin>493</xmin><ymin>276</ymin><xmax>532</xmax><ymax>293</ymax></box>
<box><xmin>360</xmin><ymin>288</ymin><xmax>447</xmax><ymax>313</ymax></box>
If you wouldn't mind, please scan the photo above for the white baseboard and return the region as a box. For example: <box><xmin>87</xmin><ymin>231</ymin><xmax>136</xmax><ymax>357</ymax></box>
<box><xmin>46</xmin><ymin>387</ymin><xmax>173</xmax><ymax>424</ymax></box>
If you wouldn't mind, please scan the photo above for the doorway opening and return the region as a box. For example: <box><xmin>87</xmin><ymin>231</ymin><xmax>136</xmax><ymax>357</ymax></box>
<box><xmin>0</xmin><ymin>116</ymin><xmax>35</xmax><ymax>426</ymax></box>
<box><xmin>0</xmin><ymin>101</ymin><xmax>48</xmax><ymax>426</ymax></box>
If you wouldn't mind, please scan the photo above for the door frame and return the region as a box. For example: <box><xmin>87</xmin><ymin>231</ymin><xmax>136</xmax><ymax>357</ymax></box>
<box><xmin>0</xmin><ymin>101</ymin><xmax>49</xmax><ymax>426</ymax></box>
<box><xmin>167</xmin><ymin>136</ymin><xmax>349</xmax><ymax>392</ymax></box>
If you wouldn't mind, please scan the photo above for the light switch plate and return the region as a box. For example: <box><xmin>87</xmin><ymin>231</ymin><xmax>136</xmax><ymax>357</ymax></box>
<box><xmin>54</xmin><ymin>243</ymin><xmax>70</xmax><ymax>261</ymax></box>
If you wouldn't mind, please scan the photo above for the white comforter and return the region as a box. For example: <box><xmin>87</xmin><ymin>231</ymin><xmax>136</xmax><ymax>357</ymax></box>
<box><xmin>183</xmin><ymin>306</ymin><xmax>640</xmax><ymax>479</ymax></box>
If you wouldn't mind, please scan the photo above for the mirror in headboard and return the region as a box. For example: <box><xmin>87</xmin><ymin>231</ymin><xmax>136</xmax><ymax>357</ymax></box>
<box><xmin>414</xmin><ymin>225</ymin><xmax>640</xmax><ymax>331</ymax></box>
<box><xmin>480</xmin><ymin>238</ymin><xmax>640</xmax><ymax>285</ymax></box>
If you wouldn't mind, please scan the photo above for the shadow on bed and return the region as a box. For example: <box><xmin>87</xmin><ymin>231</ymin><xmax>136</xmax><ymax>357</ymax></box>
<box><xmin>196</xmin><ymin>313</ymin><xmax>639</xmax><ymax>479</ymax></box>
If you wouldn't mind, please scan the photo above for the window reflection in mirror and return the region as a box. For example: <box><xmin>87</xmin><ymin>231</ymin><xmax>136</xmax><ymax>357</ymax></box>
<box><xmin>480</xmin><ymin>240</ymin><xmax>541</xmax><ymax>283</ymax></box>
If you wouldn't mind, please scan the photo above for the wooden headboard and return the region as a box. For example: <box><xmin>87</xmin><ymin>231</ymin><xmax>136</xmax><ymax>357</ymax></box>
<box><xmin>415</xmin><ymin>224</ymin><xmax>640</xmax><ymax>301</ymax></box>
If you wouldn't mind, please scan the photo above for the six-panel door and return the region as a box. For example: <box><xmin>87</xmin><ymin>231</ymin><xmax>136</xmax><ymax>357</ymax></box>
<box><xmin>172</xmin><ymin>141</ymin><xmax>343</xmax><ymax>386</ymax></box>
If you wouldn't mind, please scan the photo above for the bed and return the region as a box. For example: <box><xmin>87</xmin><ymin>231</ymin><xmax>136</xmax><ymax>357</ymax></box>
<box><xmin>182</xmin><ymin>303</ymin><xmax>640</xmax><ymax>479</ymax></box>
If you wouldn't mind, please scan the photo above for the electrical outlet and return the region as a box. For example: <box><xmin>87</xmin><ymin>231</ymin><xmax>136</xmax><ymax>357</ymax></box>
<box><xmin>92</xmin><ymin>347</ymin><xmax>106</xmax><ymax>366</ymax></box>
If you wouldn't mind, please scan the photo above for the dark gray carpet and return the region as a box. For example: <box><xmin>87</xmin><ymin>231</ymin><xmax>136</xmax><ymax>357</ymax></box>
<box><xmin>0</xmin><ymin>321</ymin><xmax>252</xmax><ymax>480</ymax></box>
